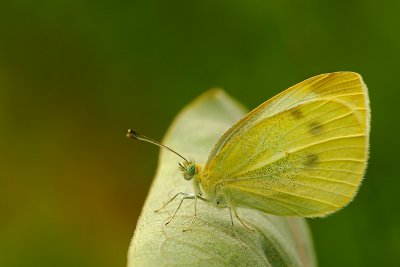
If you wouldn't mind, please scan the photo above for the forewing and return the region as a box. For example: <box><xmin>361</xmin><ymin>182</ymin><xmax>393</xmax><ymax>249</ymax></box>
<box><xmin>205</xmin><ymin>72</ymin><xmax>370</xmax><ymax>166</ymax></box>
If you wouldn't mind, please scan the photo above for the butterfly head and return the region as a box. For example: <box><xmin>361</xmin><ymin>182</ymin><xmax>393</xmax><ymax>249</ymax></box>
<box><xmin>179</xmin><ymin>160</ymin><xmax>201</xmax><ymax>180</ymax></box>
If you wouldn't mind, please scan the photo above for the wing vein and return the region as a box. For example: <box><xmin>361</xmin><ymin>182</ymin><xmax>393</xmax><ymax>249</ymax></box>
<box><xmin>312</xmin><ymin>146</ymin><xmax>365</xmax><ymax>154</ymax></box>
<box><xmin>303</xmin><ymin>92</ymin><xmax>364</xmax><ymax>102</ymax></box>
<box><xmin>292</xmin><ymin>166</ymin><xmax>363</xmax><ymax>175</ymax></box>
<box><xmin>222</xmin><ymin>174</ymin><xmax>358</xmax><ymax>187</ymax></box>
<box><xmin>268</xmin><ymin>75</ymin><xmax>328</xmax><ymax>114</ymax></box>
<box><xmin>278</xmin><ymin>178</ymin><xmax>353</xmax><ymax>198</ymax></box>
<box><xmin>228</xmin><ymin>183</ymin><xmax>340</xmax><ymax>208</ymax></box>
<box><xmin>319</xmin><ymin>158</ymin><xmax>364</xmax><ymax>163</ymax></box>
<box><xmin>299</xmin><ymin>75</ymin><xmax>359</xmax><ymax>100</ymax></box>
<box><xmin>288</xmin><ymin>134</ymin><xmax>365</xmax><ymax>154</ymax></box>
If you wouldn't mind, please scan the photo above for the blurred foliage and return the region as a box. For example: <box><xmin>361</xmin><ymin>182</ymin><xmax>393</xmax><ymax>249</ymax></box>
<box><xmin>0</xmin><ymin>0</ymin><xmax>399</xmax><ymax>267</ymax></box>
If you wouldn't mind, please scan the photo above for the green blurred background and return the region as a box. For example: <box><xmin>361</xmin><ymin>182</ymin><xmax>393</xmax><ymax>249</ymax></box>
<box><xmin>1</xmin><ymin>1</ymin><xmax>399</xmax><ymax>266</ymax></box>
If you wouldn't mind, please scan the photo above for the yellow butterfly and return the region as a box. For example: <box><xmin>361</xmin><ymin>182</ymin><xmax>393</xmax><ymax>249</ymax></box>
<box><xmin>128</xmin><ymin>72</ymin><xmax>370</xmax><ymax>231</ymax></box>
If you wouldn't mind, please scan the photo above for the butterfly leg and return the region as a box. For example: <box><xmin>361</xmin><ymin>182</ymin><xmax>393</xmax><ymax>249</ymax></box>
<box><xmin>183</xmin><ymin>195</ymin><xmax>197</xmax><ymax>232</ymax></box>
<box><xmin>165</xmin><ymin>194</ymin><xmax>195</xmax><ymax>226</ymax></box>
<box><xmin>228</xmin><ymin>207</ymin><xmax>248</xmax><ymax>249</ymax></box>
<box><xmin>233</xmin><ymin>208</ymin><xmax>255</xmax><ymax>232</ymax></box>
<box><xmin>154</xmin><ymin>192</ymin><xmax>192</xmax><ymax>212</ymax></box>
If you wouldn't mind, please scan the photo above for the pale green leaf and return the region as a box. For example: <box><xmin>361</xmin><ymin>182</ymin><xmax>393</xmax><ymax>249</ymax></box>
<box><xmin>128</xmin><ymin>89</ymin><xmax>317</xmax><ymax>267</ymax></box>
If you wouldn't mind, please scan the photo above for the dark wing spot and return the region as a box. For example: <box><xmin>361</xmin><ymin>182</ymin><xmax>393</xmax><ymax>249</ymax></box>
<box><xmin>308</xmin><ymin>121</ymin><xmax>324</xmax><ymax>135</ymax></box>
<box><xmin>304</xmin><ymin>154</ymin><xmax>319</xmax><ymax>167</ymax></box>
<box><xmin>291</xmin><ymin>109</ymin><xmax>303</xmax><ymax>119</ymax></box>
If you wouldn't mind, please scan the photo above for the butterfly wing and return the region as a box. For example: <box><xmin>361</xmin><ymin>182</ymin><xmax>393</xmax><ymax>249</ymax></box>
<box><xmin>206</xmin><ymin>72</ymin><xmax>369</xmax><ymax>165</ymax></box>
<box><xmin>201</xmin><ymin>72</ymin><xmax>370</xmax><ymax>217</ymax></box>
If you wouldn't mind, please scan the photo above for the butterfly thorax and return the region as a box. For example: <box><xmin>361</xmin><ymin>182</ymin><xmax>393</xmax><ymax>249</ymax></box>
<box><xmin>196</xmin><ymin>169</ymin><xmax>230</xmax><ymax>207</ymax></box>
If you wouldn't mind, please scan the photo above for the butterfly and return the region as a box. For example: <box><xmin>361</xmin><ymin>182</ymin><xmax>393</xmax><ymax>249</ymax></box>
<box><xmin>128</xmin><ymin>72</ymin><xmax>370</xmax><ymax>232</ymax></box>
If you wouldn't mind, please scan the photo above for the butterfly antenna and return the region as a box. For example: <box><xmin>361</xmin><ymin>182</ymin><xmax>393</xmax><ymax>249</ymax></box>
<box><xmin>127</xmin><ymin>129</ymin><xmax>189</xmax><ymax>163</ymax></box>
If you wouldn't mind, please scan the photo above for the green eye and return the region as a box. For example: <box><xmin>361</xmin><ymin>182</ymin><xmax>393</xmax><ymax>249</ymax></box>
<box><xmin>187</xmin><ymin>164</ymin><xmax>196</xmax><ymax>176</ymax></box>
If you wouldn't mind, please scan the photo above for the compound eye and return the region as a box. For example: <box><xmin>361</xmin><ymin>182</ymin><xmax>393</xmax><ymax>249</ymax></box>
<box><xmin>187</xmin><ymin>164</ymin><xmax>196</xmax><ymax>176</ymax></box>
